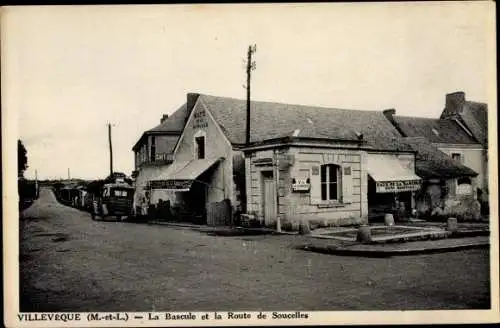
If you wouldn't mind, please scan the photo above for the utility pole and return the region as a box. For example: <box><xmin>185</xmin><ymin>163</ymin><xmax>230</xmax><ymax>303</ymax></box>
<box><xmin>67</xmin><ymin>168</ymin><xmax>70</xmax><ymax>180</ymax></box>
<box><xmin>245</xmin><ymin>44</ymin><xmax>257</xmax><ymax>145</ymax></box>
<box><xmin>35</xmin><ymin>169</ymin><xmax>38</xmax><ymax>198</ymax></box>
<box><xmin>108</xmin><ymin>123</ymin><xmax>113</xmax><ymax>177</ymax></box>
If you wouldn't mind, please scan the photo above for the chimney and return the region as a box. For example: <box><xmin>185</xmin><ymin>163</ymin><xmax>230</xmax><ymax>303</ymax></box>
<box><xmin>186</xmin><ymin>93</ymin><xmax>200</xmax><ymax>125</ymax></box>
<box><xmin>160</xmin><ymin>114</ymin><xmax>169</xmax><ymax>123</ymax></box>
<box><xmin>445</xmin><ymin>91</ymin><xmax>465</xmax><ymax>114</ymax></box>
<box><xmin>383</xmin><ymin>108</ymin><xmax>396</xmax><ymax>122</ymax></box>
<box><xmin>383</xmin><ymin>108</ymin><xmax>407</xmax><ymax>137</ymax></box>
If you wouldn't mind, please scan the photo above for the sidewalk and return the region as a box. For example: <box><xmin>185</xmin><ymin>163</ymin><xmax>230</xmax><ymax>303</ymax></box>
<box><xmin>298</xmin><ymin>236</ymin><xmax>490</xmax><ymax>257</ymax></box>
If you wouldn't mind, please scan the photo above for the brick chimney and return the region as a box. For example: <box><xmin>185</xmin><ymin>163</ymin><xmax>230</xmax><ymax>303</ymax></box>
<box><xmin>382</xmin><ymin>108</ymin><xmax>406</xmax><ymax>137</ymax></box>
<box><xmin>382</xmin><ymin>108</ymin><xmax>396</xmax><ymax>122</ymax></box>
<box><xmin>160</xmin><ymin>114</ymin><xmax>169</xmax><ymax>123</ymax></box>
<box><xmin>445</xmin><ymin>91</ymin><xmax>466</xmax><ymax>114</ymax></box>
<box><xmin>186</xmin><ymin>93</ymin><xmax>200</xmax><ymax>125</ymax></box>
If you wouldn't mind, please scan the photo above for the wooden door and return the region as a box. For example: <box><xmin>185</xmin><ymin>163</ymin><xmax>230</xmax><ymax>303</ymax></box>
<box><xmin>262</xmin><ymin>177</ymin><xmax>276</xmax><ymax>226</ymax></box>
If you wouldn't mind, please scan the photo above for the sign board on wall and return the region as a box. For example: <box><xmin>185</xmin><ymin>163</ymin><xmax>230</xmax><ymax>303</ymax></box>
<box><xmin>376</xmin><ymin>180</ymin><xmax>421</xmax><ymax>193</ymax></box>
<box><xmin>150</xmin><ymin>179</ymin><xmax>193</xmax><ymax>191</ymax></box>
<box><xmin>292</xmin><ymin>178</ymin><xmax>310</xmax><ymax>192</ymax></box>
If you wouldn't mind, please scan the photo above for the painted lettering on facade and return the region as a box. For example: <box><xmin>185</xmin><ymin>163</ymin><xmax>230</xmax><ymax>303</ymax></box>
<box><xmin>150</xmin><ymin>179</ymin><xmax>193</xmax><ymax>190</ymax></box>
<box><xmin>193</xmin><ymin>110</ymin><xmax>208</xmax><ymax>129</ymax></box>
<box><xmin>376</xmin><ymin>180</ymin><xmax>421</xmax><ymax>193</ymax></box>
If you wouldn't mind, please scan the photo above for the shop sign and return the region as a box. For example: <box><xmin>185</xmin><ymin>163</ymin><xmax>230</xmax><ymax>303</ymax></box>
<box><xmin>376</xmin><ymin>180</ymin><xmax>421</xmax><ymax>193</ymax></box>
<box><xmin>292</xmin><ymin>178</ymin><xmax>310</xmax><ymax>192</ymax></box>
<box><xmin>150</xmin><ymin>179</ymin><xmax>193</xmax><ymax>190</ymax></box>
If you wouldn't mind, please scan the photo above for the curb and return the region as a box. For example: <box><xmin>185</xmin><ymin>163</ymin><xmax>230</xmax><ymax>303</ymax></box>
<box><xmin>297</xmin><ymin>241</ymin><xmax>490</xmax><ymax>258</ymax></box>
<box><xmin>147</xmin><ymin>220</ymin><xmax>300</xmax><ymax>235</ymax></box>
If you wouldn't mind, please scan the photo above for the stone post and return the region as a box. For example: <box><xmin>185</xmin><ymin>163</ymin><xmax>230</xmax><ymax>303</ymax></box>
<box><xmin>384</xmin><ymin>213</ymin><xmax>395</xmax><ymax>226</ymax></box>
<box><xmin>447</xmin><ymin>217</ymin><xmax>458</xmax><ymax>232</ymax></box>
<box><xmin>357</xmin><ymin>225</ymin><xmax>372</xmax><ymax>243</ymax></box>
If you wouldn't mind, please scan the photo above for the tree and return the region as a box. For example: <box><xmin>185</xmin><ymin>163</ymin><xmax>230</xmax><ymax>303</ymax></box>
<box><xmin>18</xmin><ymin>140</ymin><xmax>28</xmax><ymax>178</ymax></box>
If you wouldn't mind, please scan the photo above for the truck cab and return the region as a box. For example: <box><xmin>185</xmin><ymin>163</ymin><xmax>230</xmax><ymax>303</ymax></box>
<box><xmin>91</xmin><ymin>182</ymin><xmax>134</xmax><ymax>221</ymax></box>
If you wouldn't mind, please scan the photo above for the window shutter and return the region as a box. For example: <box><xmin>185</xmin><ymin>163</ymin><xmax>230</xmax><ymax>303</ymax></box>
<box><xmin>342</xmin><ymin>164</ymin><xmax>354</xmax><ymax>203</ymax></box>
<box><xmin>310</xmin><ymin>165</ymin><xmax>321</xmax><ymax>204</ymax></box>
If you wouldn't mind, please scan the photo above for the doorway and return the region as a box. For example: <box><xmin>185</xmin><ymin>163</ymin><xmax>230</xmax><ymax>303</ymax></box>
<box><xmin>261</xmin><ymin>171</ymin><xmax>276</xmax><ymax>226</ymax></box>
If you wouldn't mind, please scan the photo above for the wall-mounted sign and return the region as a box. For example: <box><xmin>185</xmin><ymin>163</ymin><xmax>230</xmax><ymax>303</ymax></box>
<box><xmin>150</xmin><ymin>179</ymin><xmax>193</xmax><ymax>191</ymax></box>
<box><xmin>254</xmin><ymin>158</ymin><xmax>274</xmax><ymax>166</ymax></box>
<box><xmin>343</xmin><ymin>166</ymin><xmax>351</xmax><ymax>176</ymax></box>
<box><xmin>193</xmin><ymin>110</ymin><xmax>208</xmax><ymax>129</ymax></box>
<box><xmin>292</xmin><ymin>178</ymin><xmax>310</xmax><ymax>192</ymax></box>
<box><xmin>376</xmin><ymin>180</ymin><xmax>421</xmax><ymax>193</ymax></box>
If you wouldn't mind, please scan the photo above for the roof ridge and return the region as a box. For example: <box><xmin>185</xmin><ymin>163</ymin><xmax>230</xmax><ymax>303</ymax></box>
<box><xmin>199</xmin><ymin>93</ymin><xmax>381</xmax><ymax>114</ymax></box>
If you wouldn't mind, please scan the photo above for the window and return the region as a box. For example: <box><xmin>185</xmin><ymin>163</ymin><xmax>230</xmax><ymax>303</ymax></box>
<box><xmin>195</xmin><ymin>136</ymin><xmax>205</xmax><ymax>159</ymax></box>
<box><xmin>320</xmin><ymin>164</ymin><xmax>340</xmax><ymax>200</ymax></box>
<box><xmin>113</xmin><ymin>190</ymin><xmax>129</xmax><ymax>197</ymax></box>
<box><xmin>451</xmin><ymin>153</ymin><xmax>462</xmax><ymax>162</ymax></box>
<box><xmin>150</xmin><ymin>137</ymin><xmax>156</xmax><ymax>162</ymax></box>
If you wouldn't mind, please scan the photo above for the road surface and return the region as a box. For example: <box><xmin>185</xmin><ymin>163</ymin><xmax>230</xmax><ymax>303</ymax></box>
<box><xmin>19</xmin><ymin>187</ymin><xmax>490</xmax><ymax>311</ymax></box>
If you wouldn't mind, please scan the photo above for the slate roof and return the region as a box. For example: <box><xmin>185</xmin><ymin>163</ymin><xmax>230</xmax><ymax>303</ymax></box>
<box><xmin>400</xmin><ymin>137</ymin><xmax>478</xmax><ymax>179</ymax></box>
<box><xmin>200</xmin><ymin>94</ymin><xmax>411</xmax><ymax>152</ymax></box>
<box><xmin>392</xmin><ymin>116</ymin><xmax>479</xmax><ymax>144</ymax></box>
<box><xmin>147</xmin><ymin>103</ymin><xmax>189</xmax><ymax>133</ymax></box>
<box><xmin>462</xmin><ymin>101</ymin><xmax>488</xmax><ymax>145</ymax></box>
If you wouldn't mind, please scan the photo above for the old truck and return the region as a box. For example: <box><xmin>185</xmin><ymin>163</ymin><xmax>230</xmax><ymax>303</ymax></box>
<box><xmin>89</xmin><ymin>180</ymin><xmax>134</xmax><ymax>221</ymax></box>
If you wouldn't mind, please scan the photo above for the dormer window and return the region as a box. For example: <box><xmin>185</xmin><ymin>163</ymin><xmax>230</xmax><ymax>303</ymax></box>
<box><xmin>451</xmin><ymin>153</ymin><xmax>462</xmax><ymax>163</ymax></box>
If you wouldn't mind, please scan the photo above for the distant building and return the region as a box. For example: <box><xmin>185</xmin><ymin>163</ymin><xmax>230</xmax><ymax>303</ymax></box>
<box><xmin>382</xmin><ymin>91</ymin><xmax>488</xmax><ymax>218</ymax></box>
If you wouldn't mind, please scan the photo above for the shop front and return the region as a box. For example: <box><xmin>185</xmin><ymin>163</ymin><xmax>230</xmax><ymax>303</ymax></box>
<box><xmin>366</xmin><ymin>153</ymin><xmax>422</xmax><ymax>221</ymax></box>
<box><xmin>148</xmin><ymin>157</ymin><xmax>224</xmax><ymax>224</ymax></box>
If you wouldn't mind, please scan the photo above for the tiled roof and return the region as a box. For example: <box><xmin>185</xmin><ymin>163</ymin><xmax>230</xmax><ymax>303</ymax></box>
<box><xmin>132</xmin><ymin>104</ymin><xmax>188</xmax><ymax>151</ymax></box>
<box><xmin>200</xmin><ymin>94</ymin><xmax>410</xmax><ymax>151</ymax></box>
<box><xmin>147</xmin><ymin>103</ymin><xmax>189</xmax><ymax>133</ymax></box>
<box><xmin>401</xmin><ymin>137</ymin><xmax>478</xmax><ymax>179</ymax></box>
<box><xmin>393</xmin><ymin>116</ymin><xmax>478</xmax><ymax>144</ymax></box>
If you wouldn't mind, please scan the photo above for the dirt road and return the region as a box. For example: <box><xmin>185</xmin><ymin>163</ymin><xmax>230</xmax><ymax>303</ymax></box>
<box><xmin>19</xmin><ymin>187</ymin><xmax>490</xmax><ymax>311</ymax></box>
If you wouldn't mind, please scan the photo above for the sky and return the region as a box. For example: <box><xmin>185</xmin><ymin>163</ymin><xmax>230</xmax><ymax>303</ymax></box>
<box><xmin>2</xmin><ymin>2</ymin><xmax>495</xmax><ymax>180</ymax></box>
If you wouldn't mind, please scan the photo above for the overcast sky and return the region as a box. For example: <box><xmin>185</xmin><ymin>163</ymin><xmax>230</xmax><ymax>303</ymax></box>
<box><xmin>3</xmin><ymin>3</ymin><xmax>495</xmax><ymax>180</ymax></box>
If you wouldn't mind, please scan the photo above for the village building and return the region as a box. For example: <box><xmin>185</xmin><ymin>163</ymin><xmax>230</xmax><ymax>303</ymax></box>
<box><xmin>133</xmin><ymin>93</ymin><xmax>426</xmax><ymax>227</ymax></box>
<box><xmin>131</xmin><ymin>99</ymin><xmax>192</xmax><ymax>214</ymax></box>
<box><xmin>382</xmin><ymin>91</ymin><xmax>488</xmax><ymax>218</ymax></box>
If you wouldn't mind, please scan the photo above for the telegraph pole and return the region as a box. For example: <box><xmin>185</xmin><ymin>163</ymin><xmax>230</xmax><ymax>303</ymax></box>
<box><xmin>67</xmin><ymin>168</ymin><xmax>70</xmax><ymax>180</ymax></box>
<box><xmin>108</xmin><ymin>123</ymin><xmax>113</xmax><ymax>176</ymax></box>
<box><xmin>245</xmin><ymin>44</ymin><xmax>257</xmax><ymax>145</ymax></box>
<box><xmin>35</xmin><ymin>169</ymin><xmax>38</xmax><ymax>198</ymax></box>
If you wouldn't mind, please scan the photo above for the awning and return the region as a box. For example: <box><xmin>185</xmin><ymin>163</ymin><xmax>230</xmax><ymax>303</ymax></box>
<box><xmin>366</xmin><ymin>154</ymin><xmax>422</xmax><ymax>193</ymax></box>
<box><xmin>150</xmin><ymin>157</ymin><xmax>222</xmax><ymax>191</ymax></box>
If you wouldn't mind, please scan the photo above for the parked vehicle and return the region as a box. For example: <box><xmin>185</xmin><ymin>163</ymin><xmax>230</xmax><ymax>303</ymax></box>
<box><xmin>90</xmin><ymin>182</ymin><xmax>134</xmax><ymax>221</ymax></box>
